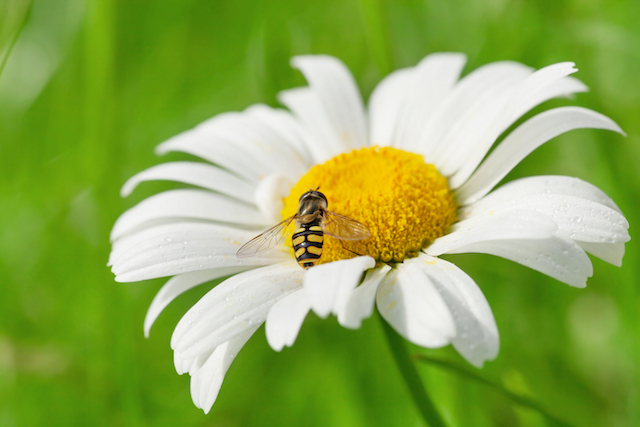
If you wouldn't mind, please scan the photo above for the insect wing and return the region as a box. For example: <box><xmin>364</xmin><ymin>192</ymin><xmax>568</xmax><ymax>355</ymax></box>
<box><xmin>322</xmin><ymin>211</ymin><xmax>371</xmax><ymax>241</ymax></box>
<box><xmin>236</xmin><ymin>216</ymin><xmax>295</xmax><ymax>258</ymax></box>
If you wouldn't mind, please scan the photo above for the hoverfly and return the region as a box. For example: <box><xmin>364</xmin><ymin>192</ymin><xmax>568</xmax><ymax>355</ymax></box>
<box><xmin>236</xmin><ymin>189</ymin><xmax>371</xmax><ymax>269</ymax></box>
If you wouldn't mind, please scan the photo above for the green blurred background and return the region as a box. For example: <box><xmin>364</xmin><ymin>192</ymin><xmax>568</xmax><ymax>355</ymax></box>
<box><xmin>1</xmin><ymin>0</ymin><xmax>638</xmax><ymax>425</ymax></box>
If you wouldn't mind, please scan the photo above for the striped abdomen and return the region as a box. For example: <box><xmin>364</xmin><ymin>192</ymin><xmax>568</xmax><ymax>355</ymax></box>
<box><xmin>292</xmin><ymin>219</ymin><xmax>324</xmax><ymax>269</ymax></box>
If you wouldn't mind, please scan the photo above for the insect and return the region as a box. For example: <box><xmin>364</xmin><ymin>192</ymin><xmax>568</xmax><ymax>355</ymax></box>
<box><xmin>236</xmin><ymin>189</ymin><xmax>371</xmax><ymax>269</ymax></box>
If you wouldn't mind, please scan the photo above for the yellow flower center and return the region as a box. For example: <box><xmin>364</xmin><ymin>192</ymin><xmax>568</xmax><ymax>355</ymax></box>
<box><xmin>282</xmin><ymin>146</ymin><xmax>458</xmax><ymax>264</ymax></box>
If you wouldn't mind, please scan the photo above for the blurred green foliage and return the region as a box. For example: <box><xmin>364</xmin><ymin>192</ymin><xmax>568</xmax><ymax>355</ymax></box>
<box><xmin>1</xmin><ymin>0</ymin><xmax>638</xmax><ymax>426</ymax></box>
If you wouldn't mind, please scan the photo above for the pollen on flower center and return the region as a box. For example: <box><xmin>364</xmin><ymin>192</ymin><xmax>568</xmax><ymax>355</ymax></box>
<box><xmin>281</xmin><ymin>146</ymin><xmax>458</xmax><ymax>264</ymax></box>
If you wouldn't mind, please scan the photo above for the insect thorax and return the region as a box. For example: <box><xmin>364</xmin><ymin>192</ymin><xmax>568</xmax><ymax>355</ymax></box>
<box><xmin>297</xmin><ymin>191</ymin><xmax>328</xmax><ymax>216</ymax></box>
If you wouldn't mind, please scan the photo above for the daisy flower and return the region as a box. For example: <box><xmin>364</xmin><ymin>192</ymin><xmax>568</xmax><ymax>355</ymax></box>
<box><xmin>109</xmin><ymin>53</ymin><xmax>629</xmax><ymax>414</ymax></box>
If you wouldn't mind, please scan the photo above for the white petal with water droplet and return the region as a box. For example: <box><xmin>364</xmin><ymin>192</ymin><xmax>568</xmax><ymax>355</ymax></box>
<box><xmin>426</xmin><ymin>209</ymin><xmax>592</xmax><ymax>287</ymax></box>
<box><xmin>427</xmin><ymin>209</ymin><xmax>558</xmax><ymax>256</ymax></box>
<box><xmin>144</xmin><ymin>267</ymin><xmax>252</xmax><ymax>338</ymax></box>
<box><xmin>460</xmin><ymin>194</ymin><xmax>629</xmax><ymax>244</ymax></box>
<box><xmin>110</xmin><ymin>223</ymin><xmax>289</xmax><ymax>282</ymax></box>
<box><xmin>171</xmin><ymin>262</ymin><xmax>303</xmax><ymax>359</ymax></box>
<box><xmin>111</xmin><ymin>189</ymin><xmax>267</xmax><ymax>241</ymax></box>
<box><xmin>462</xmin><ymin>175</ymin><xmax>623</xmax><ymax>213</ymax></box>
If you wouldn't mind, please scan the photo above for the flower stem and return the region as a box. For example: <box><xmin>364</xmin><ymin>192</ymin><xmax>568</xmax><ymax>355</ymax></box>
<box><xmin>415</xmin><ymin>354</ymin><xmax>576</xmax><ymax>427</ymax></box>
<box><xmin>379</xmin><ymin>313</ymin><xmax>447</xmax><ymax>427</ymax></box>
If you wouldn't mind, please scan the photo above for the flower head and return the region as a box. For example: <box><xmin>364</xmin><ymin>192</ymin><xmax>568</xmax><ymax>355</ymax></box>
<box><xmin>109</xmin><ymin>53</ymin><xmax>629</xmax><ymax>413</ymax></box>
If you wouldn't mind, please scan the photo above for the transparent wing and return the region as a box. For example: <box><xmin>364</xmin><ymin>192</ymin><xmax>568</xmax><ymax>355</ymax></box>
<box><xmin>236</xmin><ymin>216</ymin><xmax>296</xmax><ymax>258</ymax></box>
<box><xmin>322</xmin><ymin>210</ymin><xmax>371</xmax><ymax>241</ymax></box>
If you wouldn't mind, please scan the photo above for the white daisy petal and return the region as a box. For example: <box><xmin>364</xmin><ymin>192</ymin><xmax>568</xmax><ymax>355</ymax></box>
<box><xmin>427</xmin><ymin>209</ymin><xmax>593</xmax><ymax>287</ymax></box>
<box><xmin>338</xmin><ymin>264</ymin><xmax>391</xmax><ymax>329</ymax></box>
<box><xmin>190</xmin><ymin>325</ymin><xmax>260</xmax><ymax>414</ymax></box>
<box><xmin>291</xmin><ymin>55</ymin><xmax>368</xmax><ymax>149</ymax></box>
<box><xmin>455</xmin><ymin>107</ymin><xmax>625</xmax><ymax>202</ymax></box>
<box><xmin>412</xmin><ymin>255</ymin><xmax>498</xmax><ymax>367</ymax></box>
<box><xmin>144</xmin><ymin>267</ymin><xmax>252</xmax><ymax>338</ymax></box>
<box><xmin>156</xmin><ymin>129</ymin><xmax>268</xmax><ymax>183</ymax></box>
<box><xmin>110</xmin><ymin>223</ymin><xmax>289</xmax><ymax>282</ymax></box>
<box><xmin>415</xmin><ymin>61</ymin><xmax>533</xmax><ymax>161</ymax></box>
<box><xmin>427</xmin><ymin>210</ymin><xmax>558</xmax><ymax>255</ymax></box>
<box><xmin>447</xmin><ymin>62</ymin><xmax>588</xmax><ymax>185</ymax></box>
<box><xmin>278</xmin><ymin>87</ymin><xmax>345</xmax><ymax>163</ymax></box>
<box><xmin>244</xmin><ymin>104</ymin><xmax>315</xmax><ymax>166</ymax></box>
<box><xmin>459</xmin><ymin>179</ymin><xmax>629</xmax><ymax>266</ymax></box>
<box><xmin>434</xmin><ymin>235</ymin><xmax>593</xmax><ymax>289</ymax></box>
<box><xmin>303</xmin><ymin>256</ymin><xmax>376</xmax><ymax>319</ymax></box>
<box><xmin>577</xmin><ymin>241</ymin><xmax>626</xmax><ymax>267</ymax></box>
<box><xmin>109</xmin><ymin>221</ymin><xmax>246</xmax><ymax>266</ymax></box>
<box><xmin>376</xmin><ymin>262</ymin><xmax>456</xmax><ymax>347</ymax></box>
<box><xmin>110</xmin><ymin>189</ymin><xmax>267</xmax><ymax>241</ymax></box>
<box><xmin>514</xmin><ymin>61</ymin><xmax>587</xmax><ymax>111</ymax></box>
<box><xmin>175</xmin><ymin>348</ymin><xmax>212</xmax><ymax>376</ymax></box>
<box><xmin>369</xmin><ymin>54</ymin><xmax>467</xmax><ymax>149</ymax></box>
<box><xmin>194</xmin><ymin>112</ymin><xmax>307</xmax><ymax>180</ymax></box>
<box><xmin>254</xmin><ymin>173</ymin><xmax>293</xmax><ymax>224</ymax></box>
<box><xmin>171</xmin><ymin>262</ymin><xmax>303</xmax><ymax>359</ymax></box>
<box><xmin>462</xmin><ymin>175</ymin><xmax>623</xmax><ymax>213</ymax></box>
<box><xmin>156</xmin><ymin>110</ymin><xmax>307</xmax><ymax>183</ymax></box>
<box><xmin>461</xmin><ymin>194</ymin><xmax>629</xmax><ymax>245</ymax></box>
<box><xmin>173</xmin><ymin>352</ymin><xmax>191</xmax><ymax>375</ymax></box>
<box><xmin>368</xmin><ymin>67</ymin><xmax>414</xmax><ymax>147</ymax></box>
<box><xmin>265</xmin><ymin>289</ymin><xmax>311</xmax><ymax>351</ymax></box>
<box><xmin>120</xmin><ymin>161</ymin><xmax>256</xmax><ymax>204</ymax></box>
<box><xmin>393</xmin><ymin>53</ymin><xmax>467</xmax><ymax>150</ymax></box>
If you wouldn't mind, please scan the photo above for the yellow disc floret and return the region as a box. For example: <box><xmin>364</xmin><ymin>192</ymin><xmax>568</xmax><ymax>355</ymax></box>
<box><xmin>282</xmin><ymin>146</ymin><xmax>458</xmax><ymax>264</ymax></box>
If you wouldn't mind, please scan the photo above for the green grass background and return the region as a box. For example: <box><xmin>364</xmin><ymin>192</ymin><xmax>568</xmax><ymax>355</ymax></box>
<box><xmin>1</xmin><ymin>0</ymin><xmax>638</xmax><ymax>426</ymax></box>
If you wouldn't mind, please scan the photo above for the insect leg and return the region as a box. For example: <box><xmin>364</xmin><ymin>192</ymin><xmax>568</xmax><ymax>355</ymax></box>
<box><xmin>339</xmin><ymin>239</ymin><xmax>363</xmax><ymax>256</ymax></box>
